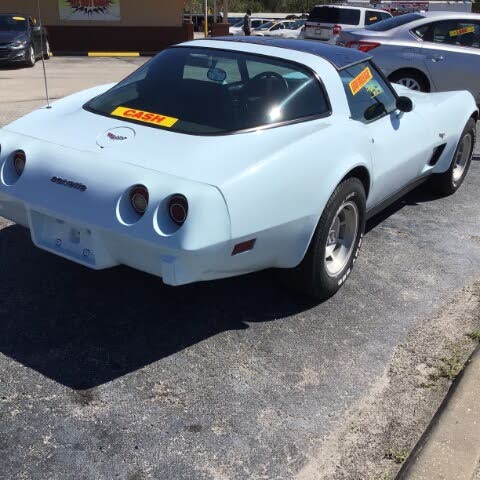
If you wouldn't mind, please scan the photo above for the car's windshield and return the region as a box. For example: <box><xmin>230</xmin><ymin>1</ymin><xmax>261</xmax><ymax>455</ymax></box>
<box><xmin>291</xmin><ymin>20</ymin><xmax>306</xmax><ymax>29</ymax></box>
<box><xmin>232</xmin><ymin>20</ymin><xmax>243</xmax><ymax>27</ymax></box>
<box><xmin>308</xmin><ymin>7</ymin><xmax>361</xmax><ymax>26</ymax></box>
<box><xmin>256</xmin><ymin>21</ymin><xmax>276</xmax><ymax>30</ymax></box>
<box><xmin>366</xmin><ymin>13</ymin><xmax>424</xmax><ymax>31</ymax></box>
<box><xmin>0</xmin><ymin>14</ymin><xmax>28</xmax><ymax>31</ymax></box>
<box><xmin>85</xmin><ymin>47</ymin><xmax>330</xmax><ymax>135</ymax></box>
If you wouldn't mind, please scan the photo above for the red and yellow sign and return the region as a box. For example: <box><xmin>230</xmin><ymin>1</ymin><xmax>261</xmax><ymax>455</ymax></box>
<box><xmin>349</xmin><ymin>67</ymin><xmax>373</xmax><ymax>96</ymax></box>
<box><xmin>111</xmin><ymin>107</ymin><xmax>178</xmax><ymax>128</ymax></box>
<box><xmin>449</xmin><ymin>26</ymin><xmax>475</xmax><ymax>37</ymax></box>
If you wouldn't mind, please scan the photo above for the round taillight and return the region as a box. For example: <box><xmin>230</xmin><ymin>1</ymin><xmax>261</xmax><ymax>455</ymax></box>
<box><xmin>130</xmin><ymin>185</ymin><xmax>149</xmax><ymax>215</ymax></box>
<box><xmin>333</xmin><ymin>24</ymin><xmax>342</xmax><ymax>35</ymax></box>
<box><xmin>13</xmin><ymin>150</ymin><xmax>26</xmax><ymax>176</ymax></box>
<box><xmin>168</xmin><ymin>194</ymin><xmax>188</xmax><ymax>226</ymax></box>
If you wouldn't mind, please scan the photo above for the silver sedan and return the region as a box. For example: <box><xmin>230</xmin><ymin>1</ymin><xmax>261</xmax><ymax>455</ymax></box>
<box><xmin>338</xmin><ymin>11</ymin><xmax>480</xmax><ymax>102</ymax></box>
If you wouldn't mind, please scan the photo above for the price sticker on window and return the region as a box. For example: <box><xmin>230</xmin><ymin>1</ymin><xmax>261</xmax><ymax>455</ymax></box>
<box><xmin>349</xmin><ymin>67</ymin><xmax>373</xmax><ymax>96</ymax></box>
<box><xmin>449</xmin><ymin>26</ymin><xmax>475</xmax><ymax>37</ymax></box>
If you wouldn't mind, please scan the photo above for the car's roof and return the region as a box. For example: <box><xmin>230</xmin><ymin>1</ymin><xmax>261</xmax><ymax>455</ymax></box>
<box><xmin>311</xmin><ymin>4</ymin><xmax>381</xmax><ymax>11</ymax></box>
<box><xmin>208</xmin><ymin>36</ymin><xmax>368</xmax><ymax>69</ymax></box>
<box><xmin>419</xmin><ymin>11</ymin><xmax>480</xmax><ymax>19</ymax></box>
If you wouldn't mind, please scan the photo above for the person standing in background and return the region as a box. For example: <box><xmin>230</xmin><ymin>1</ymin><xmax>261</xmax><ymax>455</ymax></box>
<box><xmin>243</xmin><ymin>9</ymin><xmax>252</xmax><ymax>36</ymax></box>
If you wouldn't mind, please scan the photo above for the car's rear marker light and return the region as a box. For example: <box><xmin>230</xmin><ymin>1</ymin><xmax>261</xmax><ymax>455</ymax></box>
<box><xmin>13</xmin><ymin>150</ymin><xmax>26</xmax><ymax>176</ymax></box>
<box><xmin>232</xmin><ymin>239</ymin><xmax>256</xmax><ymax>256</ymax></box>
<box><xmin>169</xmin><ymin>194</ymin><xmax>188</xmax><ymax>226</ymax></box>
<box><xmin>333</xmin><ymin>24</ymin><xmax>342</xmax><ymax>35</ymax></box>
<box><xmin>130</xmin><ymin>184</ymin><xmax>149</xmax><ymax>215</ymax></box>
<box><xmin>345</xmin><ymin>41</ymin><xmax>381</xmax><ymax>52</ymax></box>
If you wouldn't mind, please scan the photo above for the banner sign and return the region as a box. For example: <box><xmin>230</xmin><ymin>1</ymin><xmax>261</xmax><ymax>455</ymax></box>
<box><xmin>59</xmin><ymin>0</ymin><xmax>121</xmax><ymax>21</ymax></box>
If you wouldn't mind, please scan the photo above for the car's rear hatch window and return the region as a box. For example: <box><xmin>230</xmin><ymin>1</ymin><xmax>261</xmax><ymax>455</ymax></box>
<box><xmin>307</xmin><ymin>7</ymin><xmax>361</xmax><ymax>26</ymax></box>
<box><xmin>84</xmin><ymin>46</ymin><xmax>330</xmax><ymax>135</ymax></box>
<box><xmin>366</xmin><ymin>13</ymin><xmax>424</xmax><ymax>31</ymax></box>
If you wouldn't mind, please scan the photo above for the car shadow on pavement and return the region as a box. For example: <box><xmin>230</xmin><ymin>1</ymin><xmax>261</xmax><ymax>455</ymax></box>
<box><xmin>0</xmin><ymin>225</ymin><xmax>316</xmax><ymax>390</ymax></box>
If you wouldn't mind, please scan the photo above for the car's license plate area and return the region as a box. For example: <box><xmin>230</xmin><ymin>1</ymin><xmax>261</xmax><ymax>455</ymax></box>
<box><xmin>30</xmin><ymin>211</ymin><xmax>96</xmax><ymax>266</ymax></box>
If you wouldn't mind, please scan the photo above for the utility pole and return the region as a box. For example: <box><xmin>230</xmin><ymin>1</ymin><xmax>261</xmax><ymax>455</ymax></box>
<box><xmin>204</xmin><ymin>0</ymin><xmax>208</xmax><ymax>37</ymax></box>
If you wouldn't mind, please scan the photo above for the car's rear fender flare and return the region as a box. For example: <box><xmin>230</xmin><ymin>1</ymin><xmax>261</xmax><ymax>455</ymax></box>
<box><xmin>293</xmin><ymin>160</ymin><xmax>372</xmax><ymax>267</ymax></box>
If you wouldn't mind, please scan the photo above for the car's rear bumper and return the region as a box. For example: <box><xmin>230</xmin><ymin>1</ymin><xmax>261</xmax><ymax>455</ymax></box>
<box><xmin>0</xmin><ymin>191</ymin><xmax>271</xmax><ymax>286</ymax></box>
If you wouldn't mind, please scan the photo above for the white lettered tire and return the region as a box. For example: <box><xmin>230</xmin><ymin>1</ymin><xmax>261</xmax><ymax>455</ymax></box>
<box><xmin>283</xmin><ymin>177</ymin><xmax>366</xmax><ymax>300</ymax></box>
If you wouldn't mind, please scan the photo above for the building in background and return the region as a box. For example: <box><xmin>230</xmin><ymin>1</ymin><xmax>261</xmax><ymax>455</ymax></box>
<box><xmin>0</xmin><ymin>0</ymin><xmax>192</xmax><ymax>53</ymax></box>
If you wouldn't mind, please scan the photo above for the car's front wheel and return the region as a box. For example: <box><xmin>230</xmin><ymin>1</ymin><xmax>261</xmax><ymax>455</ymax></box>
<box><xmin>430</xmin><ymin>118</ymin><xmax>476</xmax><ymax>195</ymax></box>
<box><xmin>25</xmin><ymin>45</ymin><xmax>35</xmax><ymax>67</ymax></box>
<box><xmin>283</xmin><ymin>177</ymin><xmax>366</xmax><ymax>300</ymax></box>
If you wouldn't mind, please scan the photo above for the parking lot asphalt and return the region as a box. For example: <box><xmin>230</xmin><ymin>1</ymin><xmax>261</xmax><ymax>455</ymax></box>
<box><xmin>1</xmin><ymin>58</ymin><xmax>480</xmax><ymax>480</ymax></box>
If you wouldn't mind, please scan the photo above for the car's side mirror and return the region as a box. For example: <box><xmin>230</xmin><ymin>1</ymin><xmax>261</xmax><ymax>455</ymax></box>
<box><xmin>396</xmin><ymin>96</ymin><xmax>413</xmax><ymax>113</ymax></box>
<box><xmin>33</xmin><ymin>25</ymin><xmax>41</xmax><ymax>32</ymax></box>
<box><xmin>364</xmin><ymin>102</ymin><xmax>387</xmax><ymax>121</ymax></box>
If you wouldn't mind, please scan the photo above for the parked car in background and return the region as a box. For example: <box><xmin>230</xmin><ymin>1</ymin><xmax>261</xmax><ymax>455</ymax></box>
<box><xmin>229</xmin><ymin>18</ymin><xmax>270</xmax><ymax>35</ymax></box>
<box><xmin>257</xmin><ymin>19</ymin><xmax>306</xmax><ymax>38</ymax></box>
<box><xmin>338</xmin><ymin>11</ymin><xmax>480</xmax><ymax>101</ymax></box>
<box><xmin>304</xmin><ymin>5</ymin><xmax>392</xmax><ymax>43</ymax></box>
<box><xmin>0</xmin><ymin>13</ymin><xmax>50</xmax><ymax>67</ymax></box>
<box><xmin>227</xmin><ymin>17</ymin><xmax>243</xmax><ymax>26</ymax></box>
<box><xmin>0</xmin><ymin>37</ymin><xmax>476</xmax><ymax>299</ymax></box>
<box><xmin>252</xmin><ymin>20</ymin><xmax>301</xmax><ymax>37</ymax></box>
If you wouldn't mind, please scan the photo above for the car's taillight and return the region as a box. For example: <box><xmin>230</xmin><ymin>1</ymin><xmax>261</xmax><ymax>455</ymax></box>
<box><xmin>13</xmin><ymin>150</ymin><xmax>26</xmax><ymax>176</ymax></box>
<box><xmin>345</xmin><ymin>40</ymin><xmax>381</xmax><ymax>52</ymax></box>
<box><xmin>168</xmin><ymin>194</ymin><xmax>188</xmax><ymax>226</ymax></box>
<box><xmin>333</xmin><ymin>24</ymin><xmax>342</xmax><ymax>35</ymax></box>
<box><xmin>130</xmin><ymin>184</ymin><xmax>149</xmax><ymax>215</ymax></box>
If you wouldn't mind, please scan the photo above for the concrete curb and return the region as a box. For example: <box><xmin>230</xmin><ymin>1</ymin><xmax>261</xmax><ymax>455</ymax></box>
<box><xmin>397</xmin><ymin>345</ymin><xmax>480</xmax><ymax>480</ymax></box>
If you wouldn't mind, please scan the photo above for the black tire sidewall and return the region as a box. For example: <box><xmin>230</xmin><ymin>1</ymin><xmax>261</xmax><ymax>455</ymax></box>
<box><xmin>25</xmin><ymin>45</ymin><xmax>35</xmax><ymax>67</ymax></box>
<box><xmin>311</xmin><ymin>179</ymin><xmax>366</xmax><ymax>297</ymax></box>
<box><xmin>449</xmin><ymin>119</ymin><xmax>476</xmax><ymax>191</ymax></box>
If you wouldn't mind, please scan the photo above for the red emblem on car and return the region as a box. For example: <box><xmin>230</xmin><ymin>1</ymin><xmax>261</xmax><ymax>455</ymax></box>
<box><xmin>107</xmin><ymin>132</ymin><xmax>127</xmax><ymax>141</ymax></box>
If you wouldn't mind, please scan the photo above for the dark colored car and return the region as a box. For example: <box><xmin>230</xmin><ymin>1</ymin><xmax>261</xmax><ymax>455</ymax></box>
<box><xmin>0</xmin><ymin>14</ymin><xmax>50</xmax><ymax>67</ymax></box>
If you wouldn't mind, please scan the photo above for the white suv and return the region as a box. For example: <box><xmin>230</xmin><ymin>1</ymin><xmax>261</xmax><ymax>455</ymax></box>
<box><xmin>304</xmin><ymin>5</ymin><xmax>392</xmax><ymax>43</ymax></box>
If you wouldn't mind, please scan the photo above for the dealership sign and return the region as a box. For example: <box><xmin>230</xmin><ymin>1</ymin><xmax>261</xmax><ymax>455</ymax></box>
<box><xmin>59</xmin><ymin>0</ymin><xmax>121</xmax><ymax>21</ymax></box>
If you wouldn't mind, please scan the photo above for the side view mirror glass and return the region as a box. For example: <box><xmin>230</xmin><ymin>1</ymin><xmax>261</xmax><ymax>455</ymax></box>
<box><xmin>364</xmin><ymin>102</ymin><xmax>386</xmax><ymax>121</ymax></box>
<box><xmin>33</xmin><ymin>25</ymin><xmax>41</xmax><ymax>32</ymax></box>
<box><xmin>396</xmin><ymin>96</ymin><xmax>413</xmax><ymax>113</ymax></box>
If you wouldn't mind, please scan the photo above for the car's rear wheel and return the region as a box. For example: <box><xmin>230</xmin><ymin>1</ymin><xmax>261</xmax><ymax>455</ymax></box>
<box><xmin>430</xmin><ymin>118</ymin><xmax>476</xmax><ymax>195</ymax></box>
<box><xmin>282</xmin><ymin>178</ymin><xmax>366</xmax><ymax>300</ymax></box>
<box><xmin>25</xmin><ymin>45</ymin><xmax>35</xmax><ymax>68</ymax></box>
<box><xmin>389</xmin><ymin>70</ymin><xmax>428</xmax><ymax>92</ymax></box>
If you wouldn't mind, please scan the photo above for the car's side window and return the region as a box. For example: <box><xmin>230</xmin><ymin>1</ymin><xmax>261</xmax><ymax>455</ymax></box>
<box><xmin>365</xmin><ymin>11</ymin><xmax>381</xmax><ymax>26</ymax></box>
<box><xmin>422</xmin><ymin>20</ymin><xmax>480</xmax><ymax>48</ymax></box>
<box><xmin>339</xmin><ymin>61</ymin><xmax>397</xmax><ymax>123</ymax></box>
<box><xmin>380</xmin><ymin>12</ymin><xmax>392</xmax><ymax>21</ymax></box>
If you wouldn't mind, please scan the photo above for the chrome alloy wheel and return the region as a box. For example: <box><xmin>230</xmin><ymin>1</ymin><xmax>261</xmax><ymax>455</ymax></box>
<box><xmin>324</xmin><ymin>201</ymin><xmax>359</xmax><ymax>277</ymax></box>
<box><xmin>396</xmin><ymin>77</ymin><xmax>421</xmax><ymax>91</ymax></box>
<box><xmin>453</xmin><ymin>132</ymin><xmax>473</xmax><ymax>182</ymax></box>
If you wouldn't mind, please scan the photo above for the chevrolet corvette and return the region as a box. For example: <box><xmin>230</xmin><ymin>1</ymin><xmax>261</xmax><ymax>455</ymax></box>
<box><xmin>0</xmin><ymin>37</ymin><xmax>476</xmax><ymax>299</ymax></box>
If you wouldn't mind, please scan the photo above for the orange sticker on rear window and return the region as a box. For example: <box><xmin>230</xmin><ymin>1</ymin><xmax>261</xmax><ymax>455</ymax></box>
<box><xmin>111</xmin><ymin>107</ymin><xmax>178</xmax><ymax>128</ymax></box>
<box><xmin>449</xmin><ymin>26</ymin><xmax>475</xmax><ymax>37</ymax></box>
<box><xmin>349</xmin><ymin>67</ymin><xmax>373</xmax><ymax>96</ymax></box>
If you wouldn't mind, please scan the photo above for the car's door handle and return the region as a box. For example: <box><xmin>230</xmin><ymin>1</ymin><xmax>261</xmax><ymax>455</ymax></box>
<box><xmin>430</xmin><ymin>55</ymin><xmax>445</xmax><ymax>62</ymax></box>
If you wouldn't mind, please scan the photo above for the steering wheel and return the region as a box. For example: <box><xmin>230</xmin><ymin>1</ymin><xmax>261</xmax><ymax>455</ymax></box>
<box><xmin>245</xmin><ymin>71</ymin><xmax>289</xmax><ymax>101</ymax></box>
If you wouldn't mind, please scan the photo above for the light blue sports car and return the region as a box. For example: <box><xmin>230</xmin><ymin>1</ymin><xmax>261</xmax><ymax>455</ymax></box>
<box><xmin>0</xmin><ymin>37</ymin><xmax>477</xmax><ymax>299</ymax></box>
